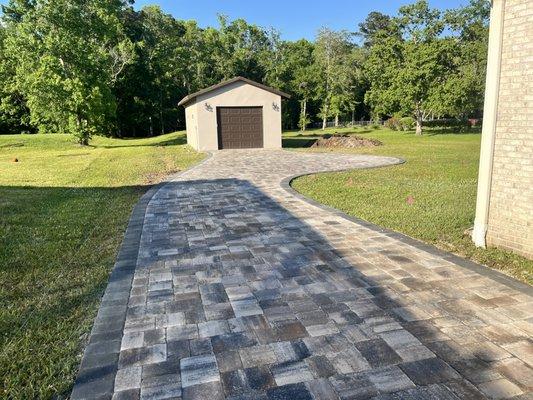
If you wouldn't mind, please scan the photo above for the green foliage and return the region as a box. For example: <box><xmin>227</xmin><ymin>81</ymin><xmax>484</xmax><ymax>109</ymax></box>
<box><xmin>399</xmin><ymin>116</ymin><xmax>415</xmax><ymax>130</ymax></box>
<box><xmin>384</xmin><ymin>117</ymin><xmax>401</xmax><ymax>131</ymax></box>
<box><xmin>0</xmin><ymin>21</ymin><xmax>32</xmax><ymax>134</ymax></box>
<box><xmin>0</xmin><ymin>0</ymin><xmax>489</xmax><ymax>140</ymax></box>
<box><xmin>2</xmin><ymin>0</ymin><xmax>134</xmax><ymax>144</ymax></box>
<box><xmin>363</xmin><ymin>0</ymin><xmax>489</xmax><ymax>134</ymax></box>
<box><xmin>271</xmin><ymin>39</ymin><xmax>318</xmax><ymax>130</ymax></box>
<box><xmin>314</xmin><ymin>28</ymin><xmax>362</xmax><ymax>128</ymax></box>
<box><xmin>365</xmin><ymin>1</ymin><xmax>449</xmax><ymax>135</ymax></box>
<box><xmin>358</xmin><ymin>11</ymin><xmax>397</xmax><ymax>48</ymax></box>
<box><xmin>385</xmin><ymin>116</ymin><xmax>414</xmax><ymax>131</ymax></box>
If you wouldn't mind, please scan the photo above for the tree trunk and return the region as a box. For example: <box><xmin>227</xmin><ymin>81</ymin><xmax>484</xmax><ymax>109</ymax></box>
<box><xmin>149</xmin><ymin>116</ymin><xmax>153</xmax><ymax>137</ymax></box>
<box><xmin>76</xmin><ymin>113</ymin><xmax>89</xmax><ymax>145</ymax></box>
<box><xmin>334</xmin><ymin>113</ymin><xmax>339</xmax><ymax>127</ymax></box>
<box><xmin>415</xmin><ymin>115</ymin><xmax>423</xmax><ymax>136</ymax></box>
<box><xmin>415</xmin><ymin>103</ymin><xmax>423</xmax><ymax>136</ymax></box>
<box><xmin>160</xmin><ymin>90</ymin><xmax>164</xmax><ymax>135</ymax></box>
<box><xmin>300</xmin><ymin>99</ymin><xmax>307</xmax><ymax>131</ymax></box>
<box><xmin>322</xmin><ymin>104</ymin><xmax>328</xmax><ymax>130</ymax></box>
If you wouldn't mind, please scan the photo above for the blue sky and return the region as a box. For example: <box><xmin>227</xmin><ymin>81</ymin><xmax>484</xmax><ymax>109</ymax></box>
<box><xmin>133</xmin><ymin>0</ymin><xmax>469</xmax><ymax>40</ymax></box>
<box><xmin>0</xmin><ymin>0</ymin><xmax>470</xmax><ymax>40</ymax></box>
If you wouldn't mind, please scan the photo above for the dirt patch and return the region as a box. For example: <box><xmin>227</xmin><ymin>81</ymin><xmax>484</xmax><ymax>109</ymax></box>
<box><xmin>311</xmin><ymin>134</ymin><xmax>382</xmax><ymax>148</ymax></box>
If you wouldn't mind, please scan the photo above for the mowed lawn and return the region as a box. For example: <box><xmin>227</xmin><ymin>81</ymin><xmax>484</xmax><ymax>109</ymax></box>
<box><xmin>286</xmin><ymin>127</ymin><xmax>532</xmax><ymax>285</ymax></box>
<box><xmin>0</xmin><ymin>132</ymin><xmax>203</xmax><ymax>398</ymax></box>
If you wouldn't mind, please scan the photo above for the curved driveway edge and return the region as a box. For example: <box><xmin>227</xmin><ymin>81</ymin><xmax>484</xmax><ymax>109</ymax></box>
<box><xmin>280</xmin><ymin>175</ymin><xmax>533</xmax><ymax>297</ymax></box>
<box><xmin>71</xmin><ymin>149</ymin><xmax>532</xmax><ymax>400</ymax></box>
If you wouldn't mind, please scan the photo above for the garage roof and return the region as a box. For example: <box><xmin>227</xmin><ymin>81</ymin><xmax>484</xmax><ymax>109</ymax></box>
<box><xmin>178</xmin><ymin>76</ymin><xmax>291</xmax><ymax>107</ymax></box>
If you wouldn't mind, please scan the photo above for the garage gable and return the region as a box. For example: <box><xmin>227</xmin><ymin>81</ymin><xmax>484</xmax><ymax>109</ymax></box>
<box><xmin>180</xmin><ymin>77</ymin><xmax>289</xmax><ymax>151</ymax></box>
<box><xmin>178</xmin><ymin>76</ymin><xmax>290</xmax><ymax>107</ymax></box>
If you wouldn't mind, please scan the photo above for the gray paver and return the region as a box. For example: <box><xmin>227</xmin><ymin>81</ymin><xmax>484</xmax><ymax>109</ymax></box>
<box><xmin>72</xmin><ymin>149</ymin><xmax>533</xmax><ymax>399</ymax></box>
<box><xmin>180</xmin><ymin>354</ymin><xmax>220</xmax><ymax>387</ymax></box>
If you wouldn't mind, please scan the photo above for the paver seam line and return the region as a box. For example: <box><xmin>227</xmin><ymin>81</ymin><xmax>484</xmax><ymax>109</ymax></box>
<box><xmin>70</xmin><ymin>151</ymin><xmax>213</xmax><ymax>400</ymax></box>
<box><xmin>280</xmin><ymin>172</ymin><xmax>533</xmax><ymax>297</ymax></box>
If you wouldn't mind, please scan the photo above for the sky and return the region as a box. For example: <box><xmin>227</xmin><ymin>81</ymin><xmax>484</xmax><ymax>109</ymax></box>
<box><xmin>0</xmin><ymin>0</ymin><xmax>470</xmax><ymax>40</ymax></box>
<box><xmin>133</xmin><ymin>0</ymin><xmax>470</xmax><ymax>40</ymax></box>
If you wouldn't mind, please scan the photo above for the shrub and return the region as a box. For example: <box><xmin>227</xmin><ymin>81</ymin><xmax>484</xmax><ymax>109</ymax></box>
<box><xmin>399</xmin><ymin>117</ymin><xmax>415</xmax><ymax>131</ymax></box>
<box><xmin>468</xmin><ymin>118</ymin><xmax>482</xmax><ymax>127</ymax></box>
<box><xmin>384</xmin><ymin>117</ymin><xmax>401</xmax><ymax>131</ymax></box>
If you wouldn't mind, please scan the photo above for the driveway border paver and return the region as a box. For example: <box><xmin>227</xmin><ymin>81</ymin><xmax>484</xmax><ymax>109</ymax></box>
<box><xmin>280</xmin><ymin>174</ymin><xmax>533</xmax><ymax>297</ymax></box>
<box><xmin>71</xmin><ymin>153</ymin><xmax>213</xmax><ymax>399</ymax></box>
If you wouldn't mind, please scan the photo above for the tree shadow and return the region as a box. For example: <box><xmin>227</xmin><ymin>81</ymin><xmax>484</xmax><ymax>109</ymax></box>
<box><xmin>282</xmin><ymin>136</ymin><xmax>318</xmax><ymax>148</ymax></box>
<box><xmin>93</xmin><ymin>135</ymin><xmax>187</xmax><ymax>149</ymax></box>
<box><xmin>282</xmin><ymin>130</ymin><xmax>378</xmax><ymax>149</ymax></box>
<box><xmin>106</xmin><ymin>177</ymin><xmax>530</xmax><ymax>399</ymax></box>
<box><xmin>425</xmin><ymin>127</ymin><xmax>482</xmax><ymax>136</ymax></box>
<box><xmin>1</xmin><ymin>180</ymin><xmax>529</xmax><ymax>399</ymax></box>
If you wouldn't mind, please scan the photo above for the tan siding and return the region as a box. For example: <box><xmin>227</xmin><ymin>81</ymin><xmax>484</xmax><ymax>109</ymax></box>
<box><xmin>487</xmin><ymin>0</ymin><xmax>533</xmax><ymax>258</ymax></box>
<box><xmin>185</xmin><ymin>103</ymin><xmax>199</xmax><ymax>150</ymax></box>
<box><xmin>191</xmin><ymin>81</ymin><xmax>282</xmax><ymax>151</ymax></box>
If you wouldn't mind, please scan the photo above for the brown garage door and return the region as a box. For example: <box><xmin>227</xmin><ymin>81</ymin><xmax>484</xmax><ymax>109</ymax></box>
<box><xmin>217</xmin><ymin>107</ymin><xmax>263</xmax><ymax>149</ymax></box>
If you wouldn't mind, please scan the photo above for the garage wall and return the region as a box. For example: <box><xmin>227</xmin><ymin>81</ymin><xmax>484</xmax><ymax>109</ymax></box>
<box><xmin>195</xmin><ymin>81</ymin><xmax>282</xmax><ymax>151</ymax></box>
<box><xmin>185</xmin><ymin>102</ymin><xmax>199</xmax><ymax>150</ymax></box>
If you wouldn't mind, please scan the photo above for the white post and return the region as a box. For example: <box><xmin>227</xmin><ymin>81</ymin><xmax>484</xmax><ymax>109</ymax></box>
<box><xmin>472</xmin><ymin>0</ymin><xmax>506</xmax><ymax>248</ymax></box>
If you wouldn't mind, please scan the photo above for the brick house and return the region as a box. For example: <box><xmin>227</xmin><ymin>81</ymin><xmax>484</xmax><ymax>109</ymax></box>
<box><xmin>472</xmin><ymin>0</ymin><xmax>532</xmax><ymax>258</ymax></box>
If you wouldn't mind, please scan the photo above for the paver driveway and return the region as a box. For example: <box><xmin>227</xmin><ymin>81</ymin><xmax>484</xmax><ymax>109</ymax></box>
<box><xmin>72</xmin><ymin>150</ymin><xmax>533</xmax><ymax>400</ymax></box>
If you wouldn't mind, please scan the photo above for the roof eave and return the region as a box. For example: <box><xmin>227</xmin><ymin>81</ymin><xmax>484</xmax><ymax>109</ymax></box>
<box><xmin>178</xmin><ymin>77</ymin><xmax>291</xmax><ymax>107</ymax></box>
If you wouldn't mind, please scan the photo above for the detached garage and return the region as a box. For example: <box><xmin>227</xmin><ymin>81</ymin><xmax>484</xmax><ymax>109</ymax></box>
<box><xmin>178</xmin><ymin>77</ymin><xmax>290</xmax><ymax>151</ymax></box>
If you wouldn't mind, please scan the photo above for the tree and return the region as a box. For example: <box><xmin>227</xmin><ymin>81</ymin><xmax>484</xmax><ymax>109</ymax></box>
<box><xmin>358</xmin><ymin>11</ymin><xmax>395</xmax><ymax>48</ymax></box>
<box><xmin>439</xmin><ymin>0</ymin><xmax>490</xmax><ymax>118</ymax></box>
<box><xmin>209</xmin><ymin>15</ymin><xmax>272</xmax><ymax>82</ymax></box>
<box><xmin>0</xmin><ymin>3</ymin><xmax>33</xmax><ymax>134</ymax></box>
<box><xmin>266</xmin><ymin>39</ymin><xmax>317</xmax><ymax>130</ymax></box>
<box><xmin>0</xmin><ymin>0</ymin><xmax>489</xmax><ymax>138</ymax></box>
<box><xmin>314</xmin><ymin>28</ymin><xmax>353</xmax><ymax>129</ymax></box>
<box><xmin>2</xmin><ymin>0</ymin><xmax>134</xmax><ymax>144</ymax></box>
<box><xmin>294</xmin><ymin>64</ymin><xmax>318</xmax><ymax>131</ymax></box>
<box><xmin>364</xmin><ymin>0</ymin><xmax>448</xmax><ymax>135</ymax></box>
<box><xmin>363</xmin><ymin>27</ymin><xmax>403</xmax><ymax>121</ymax></box>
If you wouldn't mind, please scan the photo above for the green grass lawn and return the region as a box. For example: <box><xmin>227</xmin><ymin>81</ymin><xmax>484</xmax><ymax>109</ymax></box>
<box><xmin>286</xmin><ymin>126</ymin><xmax>532</xmax><ymax>285</ymax></box>
<box><xmin>0</xmin><ymin>132</ymin><xmax>204</xmax><ymax>399</ymax></box>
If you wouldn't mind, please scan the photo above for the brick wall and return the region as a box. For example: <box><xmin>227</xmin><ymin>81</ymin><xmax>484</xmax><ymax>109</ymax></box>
<box><xmin>486</xmin><ymin>0</ymin><xmax>533</xmax><ymax>258</ymax></box>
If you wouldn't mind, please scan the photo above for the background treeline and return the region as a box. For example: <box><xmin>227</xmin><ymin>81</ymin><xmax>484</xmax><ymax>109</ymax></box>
<box><xmin>0</xmin><ymin>0</ymin><xmax>489</xmax><ymax>143</ymax></box>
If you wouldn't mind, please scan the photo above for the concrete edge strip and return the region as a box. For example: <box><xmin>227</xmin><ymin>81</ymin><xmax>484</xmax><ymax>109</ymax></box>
<box><xmin>280</xmin><ymin>168</ymin><xmax>533</xmax><ymax>297</ymax></box>
<box><xmin>70</xmin><ymin>151</ymin><xmax>213</xmax><ymax>400</ymax></box>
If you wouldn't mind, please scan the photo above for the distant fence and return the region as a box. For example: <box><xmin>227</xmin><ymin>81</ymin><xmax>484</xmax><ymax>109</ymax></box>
<box><xmin>310</xmin><ymin>120</ymin><xmax>384</xmax><ymax>129</ymax></box>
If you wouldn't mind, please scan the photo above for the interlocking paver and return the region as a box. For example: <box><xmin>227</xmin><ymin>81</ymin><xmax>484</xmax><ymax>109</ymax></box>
<box><xmin>270</xmin><ymin>360</ymin><xmax>314</xmax><ymax>386</ymax></box>
<box><xmin>74</xmin><ymin>150</ymin><xmax>533</xmax><ymax>400</ymax></box>
<box><xmin>399</xmin><ymin>358</ymin><xmax>461</xmax><ymax>385</ymax></box>
<box><xmin>180</xmin><ymin>354</ymin><xmax>219</xmax><ymax>387</ymax></box>
<box><xmin>478</xmin><ymin>379</ymin><xmax>523</xmax><ymax>399</ymax></box>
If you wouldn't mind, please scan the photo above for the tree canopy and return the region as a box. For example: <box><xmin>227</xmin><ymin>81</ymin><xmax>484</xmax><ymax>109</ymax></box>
<box><xmin>0</xmin><ymin>0</ymin><xmax>490</xmax><ymax>142</ymax></box>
